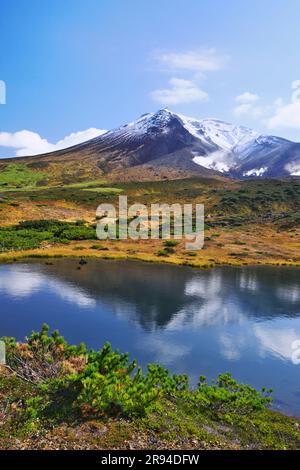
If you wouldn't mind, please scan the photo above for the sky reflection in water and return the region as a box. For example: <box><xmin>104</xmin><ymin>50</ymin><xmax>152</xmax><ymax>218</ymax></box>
<box><xmin>0</xmin><ymin>260</ymin><xmax>299</xmax><ymax>415</ymax></box>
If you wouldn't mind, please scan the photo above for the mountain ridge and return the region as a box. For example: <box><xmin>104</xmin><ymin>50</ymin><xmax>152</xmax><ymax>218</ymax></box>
<box><xmin>1</xmin><ymin>109</ymin><xmax>300</xmax><ymax>181</ymax></box>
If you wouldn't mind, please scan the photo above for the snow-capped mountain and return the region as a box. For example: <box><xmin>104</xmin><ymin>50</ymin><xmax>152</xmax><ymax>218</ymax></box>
<box><xmin>172</xmin><ymin>111</ymin><xmax>299</xmax><ymax>178</ymax></box>
<box><xmin>177</xmin><ymin>114</ymin><xmax>260</xmax><ymax>153</ymax></box>
<box><xmin>10</xmin><ymin>108</ymin><xmax>300</xmax><ymax>180</ymax></box>
<box><xmin>87</xmin><ymin>108</ymin><xmax>299</xmax><ymax>178</ymax></box>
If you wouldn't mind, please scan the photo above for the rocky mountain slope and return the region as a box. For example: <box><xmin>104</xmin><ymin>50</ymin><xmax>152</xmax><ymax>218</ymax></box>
<box><xmin>1</xmin><ymin>109</ymin><xmax>299</xmax><ymax>182</ymax></box>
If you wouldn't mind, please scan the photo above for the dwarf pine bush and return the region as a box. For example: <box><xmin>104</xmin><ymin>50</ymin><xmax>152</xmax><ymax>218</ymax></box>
<box><xmin>2</xmin><ymin>326</ymin><xmax>272</xmax><ymax>420</ymax></box>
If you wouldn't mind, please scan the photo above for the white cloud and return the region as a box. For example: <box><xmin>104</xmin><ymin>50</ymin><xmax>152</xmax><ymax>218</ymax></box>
<box><xmin>266</xmin><ymin>80</ymin><xmax>300</xmax><ymax>131</ymax></box>
<box><xmin>0</xmin><ymin>130</ymin><xmax>56</xmax><ymax>156</ymax></box>
<box><xmin>233</xmin><ymin>103</ymin><xmax>266</xmax><ymax>119</ymax></box>
<box><xmin>155</xmin><ymin>49</ymin><xmax>227</xmax><ymax>75</ymax></box>
<box><xmin>55</xmin><ymin>128</ymin><xmax>107</xmax><ymax>149</ymax></box>
<box><xmin>0</xmin><ymin>80</ymin><xmax>6</xmax><ymax>105</ymax></box>
<box><xmin>233</xmin><ymin>91</ymin><xmax>263</xmax><ymax>117</ymax></box>
<box><xmin>139</xmin><ymin>336</ymin><xmax>191</xmax><ymax>365</ymax></box>
<box><xmin>292</xmin><ymin>80</ymin><xmax>300</xmax><ymax>93</ymax></box>
<box><xmin>277</xmin><ymin>284</ymin><xmax>300</xmax><ymax>302</ymax></box>
<box><xmin>254</xmin><ymin>325</ymin><xmax>299</xmax><ymax>362</ymax></box>
<box><xmin>267</xmin><ymin>102</ymin><xmax>300</xmax><ymax>130</ymax></box>
<box><xmin>167</xmin><ymin>274</ymin><xmax>246</xmax><ymax>330</ymax></box>
<box><xmin>151</xmin><ymin>48</ymin><xmax>227</xmax><ymax>106</ymax></box>
<box><xmin>0</xmin><ymin>266</ymin><xmax>95</xmax><ymax>308</ymax></box>
<box><xmin>233</xmin><ymin>103</ymin><xmax>253</xmax><ymax>117</ymax></box>
<box><xmin>231</xmin><ymin>82</ymin><xmax>300</xmax><ymax>137</ymax></box>
<box><xmin>219</xmin><ymin>332</ymin><xmax>246</xmax><ymax>361</ymax></box>
<box><xmin>0</xmin><ymin>128</ymin><xmax>107</xmax><ymax>157</ymax></box>
<box><xmin>235</xmin><ymin>91</ymin><xmax>260</xmax><ymax>103</ymax></box>
<box><xmin>151</xmin><ymin>77</ymin><xmax>208</xmax><ymax>105</ymax></box>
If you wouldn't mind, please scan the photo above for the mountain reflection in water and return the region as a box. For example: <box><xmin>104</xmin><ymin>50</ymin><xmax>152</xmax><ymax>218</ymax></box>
<box><xmin>0</xmin><ymin>259</ymin><xmax>299</xmax><ymax>415</ymax></box>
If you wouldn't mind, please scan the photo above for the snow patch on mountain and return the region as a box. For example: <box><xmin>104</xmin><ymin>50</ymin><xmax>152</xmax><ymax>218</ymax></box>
<box><xmin>93</xmin><ymin>108</ymin><xmax>300</xmax><ymax>179</ymax></box>
<box><xmin>103</xmin><ymin>109</ymin><xmax>174</xmax><ymax>143</ymax></box>
<box><xmin>127</xmin><ymin>109</ymin><xmax>173</xmax><ymax>134</ymax></box>
<box><xmin>177</xmin><ymin>113</ymin><xmax>259</xmax><ymax>152</ymax></box>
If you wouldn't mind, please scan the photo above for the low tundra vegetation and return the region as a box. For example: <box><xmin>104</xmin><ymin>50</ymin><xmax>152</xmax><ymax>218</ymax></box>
<box><xmin>1</xmin><ymin>325</ymin><xmax>300</xmax><ymax>450</ymax></box>
<box><xmin>0</xmin><ymin>163</ymin><xmax>48</xmax><ymax>191</ymax></box>
<box><xmin>0</xmin><ymin>219</ymin><xmax>97</xmax><ymax>251</ymax></box>
<box><xmin>2</xmin><ymin>324</ymin><xmax>271</xmax><ymax>420</ymax></box>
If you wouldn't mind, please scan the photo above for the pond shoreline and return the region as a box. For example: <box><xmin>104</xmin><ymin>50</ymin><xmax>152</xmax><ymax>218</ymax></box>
<box><xmin>1</xmin><ymin>242</ymin><xmax>300</xmax><ymax>269</ymax></box>
<box><xmin>1</xmin><ymin>258</ymin><xmax>300</xmax><ymax>418</ymax></box>
<box><xmin>1</xmin><ymin>339</ymin><xmax>300</xmax><ymax>450</ymax></box>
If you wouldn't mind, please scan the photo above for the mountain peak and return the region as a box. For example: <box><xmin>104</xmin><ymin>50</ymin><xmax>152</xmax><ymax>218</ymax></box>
<box><xmin>132</xmin><ymin>110</ymin><xmax>260</xmax><ymax>153</ymax></box>
<box><xmin>15</xmin><ymin>108</ymin><xmax>299</xmax><ymax>180</ymax></box>
<box><xmin>92</xmin><ymin>109</ymin><xmax>299</xmax><ymax>178</ymax></box>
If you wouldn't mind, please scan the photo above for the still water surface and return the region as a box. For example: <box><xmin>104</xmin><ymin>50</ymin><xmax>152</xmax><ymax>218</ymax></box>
<box><xmin>0</xmin><ymin>259</ymin><xmax>299</xmax><ymax>415</ymax></box>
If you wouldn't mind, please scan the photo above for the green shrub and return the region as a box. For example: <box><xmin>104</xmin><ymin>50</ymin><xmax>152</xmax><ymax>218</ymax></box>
<box><xmin>163</xmin><ymin>240</ymin><xmax>179</xmax><ymax>248</ymax></box>
<box><xmin>0</xmin><ymin>220</ymin><xmax>97</xmax><ymax>252</ymax></box>
<box><xmin>157</xmin><ymin>249</ymin><xmax>169</xmax><ymax>257</ymax></box>
<box><xmin>3</xmin><ymin>324</ymin><xmax>87</xmax><ymax>384</ymax></box>
<box><xmin>193</xmin><ymin>373</ymin><xmax>272</xmax><ymax>415</ymax></box>
<box><xmin>89</xmin><ymin>245</ymin><xmax>109</xmax><ymax>251</ymax></box>
<box><xmin>164</xmin><ymin>246</ymin><xmax>175</xmax><ymax>254</ymax></box>
<box><xmin>75</xmin><ymin>345</ymin><xmax>186</xmax><ymax>417</ymax></box>
<box><xmin>2</xmin><ymin>326</ymin><xmax>272</xmax><ymax>422</ymax></box>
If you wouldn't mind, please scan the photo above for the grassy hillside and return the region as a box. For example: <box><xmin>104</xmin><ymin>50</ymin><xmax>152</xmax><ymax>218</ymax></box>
<box><xmin>0</xmin><ymin>176</ymin><xmax>299</xmax><ymax>266</ymax></box>
<box><xmin>1</xmin><ymin>175</ymin><xmax>299</xmax><ymax>215</ymax></box>
<box><xmin>0</xmin><ymin>163</ymin><xmax>48</xmax><ymax>191</ymax></box>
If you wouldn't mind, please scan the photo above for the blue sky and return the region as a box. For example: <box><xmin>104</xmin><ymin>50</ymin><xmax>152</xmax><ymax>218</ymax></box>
<box><xmin>1</xmin><ymin>0</ymin><xmax>300</xmax><ymax>157</ymax></box>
